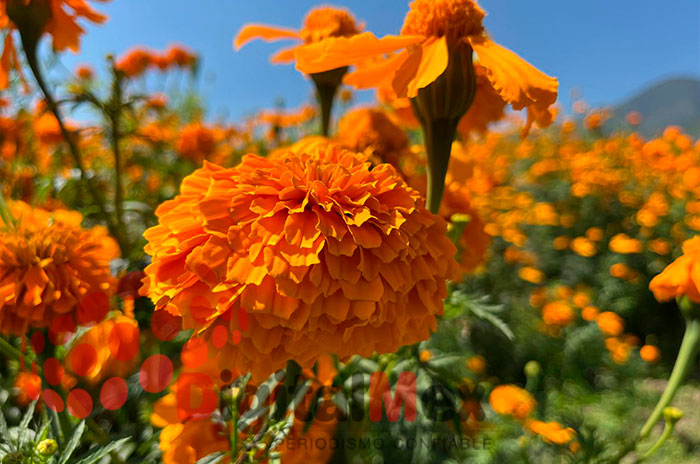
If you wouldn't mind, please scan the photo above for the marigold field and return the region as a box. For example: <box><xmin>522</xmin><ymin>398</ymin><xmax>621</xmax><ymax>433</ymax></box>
<box><xmin>0</xmin><ymin>1</ymin><xmax>699</xmax><ymax>463</ymax></box>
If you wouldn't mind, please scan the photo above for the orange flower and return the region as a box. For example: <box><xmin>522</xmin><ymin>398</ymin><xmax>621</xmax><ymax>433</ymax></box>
<box><xmin>115</xmin><ymin>47</ymin><xmax>156</xmax><ymax>77</ymax></box>
<box><xmin>142</xmin><ymin>145</ymin><xmax>459</xmax><ymax>381</ymax></box>
<box><xmin>466</xmin><ymin>355</ymin><xmax>486</xmax><ymax>374</ymax></box>
<box><xmin>518</xmin><ymin>267</ymin><xmax>544</xmax><ymax>284</ymax></box>
<box><xmin>489</xmin><ymin>384</ymin><xmax>536</xmax><ymax>420</ymax></box>
<box><xmin>0</xmin><ymin>201</ymin><xmax>118</xmax><ymax>336</ymax></box>
<box><xmin>0</xmin><ymin>0</ymin><xmax>108</xmax><ymax>88</ymax></box>
<box><xmin>159</xmin><ymin>420</ymin><xmax>230</xmax><ymax>464</ymax></box>
<box><xmin>14</xmin><ymin>370</ymin><xmax>41</xmax><ymax>405</ymax></box>
<box><xmin>176</xmin><ymin>122</ymin><xmax>230</xmax><ymax>164</ymax></box>
<box><xmin>649</xmin><ymin>236</ymin><xmax>700</xmax><ymax>303</ymax></box>
<box><xmin>526</xmin><ymin>419</ymin><xmax>577</xmax><ymax>445</ymax></box>
<box><xmin>235</xmin><ymin>6</ymin><xmax>361</xmax><ymax>64</ymax></box>
<box><xmin>609</xmin><ymin>233</ymin><xmax>643</xmax><ymax>254</ymax></box>
<box><xmin>115</xmin><ymin>45</ymin><xmax>197</xmax><ymax>78</ymax></box>
<box><xmin>640</xmin><ymin>345</ymin><xmax>661</xmax><ymax>363</ymax></box>
<box><xmin>595</xmin><ymin>311</ymin><xmax>624</xmax><ymax>337</ymax></box>
<box><xmin>571</xmin><ymin>236</ymin><xmax>597</xmax><ymax>258</ymax></box>
<box><xmin>336</xmin><ymin>107</ymin><xmax>410</xmax><ymax>168</ymax></box>
<box><xmin>65</xmin><ymin>313</ymin><xmax>140</xmax><ymax>384</ymax></box>
<box><xmin>542</xmin><ymin>301</ymin><xmax>575</xmax><ymax>327</ymax></box>
<box><xmin>294</xmin><ymin>0</ymin><xmax>557</xmax><ymax>128</ymax></box>
<box><xmin>75</xmin><ymin>63</ymin><xmax>94</xmax><ymax>80</ymax></box>
<box><xmin>581</xmin><ymin>305</ymin><xmax>600</xmax><ymax>321</ymax></box>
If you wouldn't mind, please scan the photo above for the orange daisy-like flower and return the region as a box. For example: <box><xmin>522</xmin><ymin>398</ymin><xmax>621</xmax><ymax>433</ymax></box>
<box><xmin>526</xmin><ymin>419</ymin><xmax>577</xmax><ymax>446</ymax></box>
<box><xmin>489</xmin><ymin>384</ymin><xmax>536</xmax><ymax>420</ymax></box>
<box><xmin>234</xmin><ymin>6</ymin><xmax>361</xmax><ymax>64</ymax></box>
<box><xmin>0</xmin><ymin>201</ymin><xmax>118</xmax><ymax>336</ymax></box>
<box><xmin>142</xmin><ymin>145</ymin><xmax>459</xmax><ymax>381</ymax></box>
<box><xmin>0</xmin><ymin>0</ymin><xmax>109</xmax><ymax>88</ymax></box>
<box><xmin>235</xmin><ymin>6</ymin><xmax>363</xmax><ymax>137</ymax></box>
<box><xmin>649</xmin><ymin>236</ymin><xmax>700</xmax><ymax>303</ymax></box>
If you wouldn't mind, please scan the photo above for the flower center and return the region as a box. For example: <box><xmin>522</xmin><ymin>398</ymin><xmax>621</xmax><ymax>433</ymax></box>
<box><xmin>300</xmin><ymin>7</ymin><xmax>360</xmax><ymax>43</ymax></box>
<box><xmin>401</xmin><ymin>0</ymin><xmax>486</xmax><ymax>44</ymax></box>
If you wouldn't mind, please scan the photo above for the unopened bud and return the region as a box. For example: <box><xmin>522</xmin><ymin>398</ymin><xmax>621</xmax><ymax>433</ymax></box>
<box><xmin>663</xmin><ymin>407</ymin><xmax>684</xmax><ymax>425</ymax></box>
<box><xmin>524</xmin><ymin>361</ymin><xmax>541</xmax><ymax>379</ymax></box>
<box><xmin>36</xmin><ymin>438</ymin><xmax>58</xmax><ymax>456</ymax></box>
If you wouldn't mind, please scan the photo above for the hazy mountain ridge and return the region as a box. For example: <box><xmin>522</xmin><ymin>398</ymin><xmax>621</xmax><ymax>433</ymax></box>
<box><xmin>610</xmin><ymin>77</ymin><xmax>700</xmax><ymax>137</ymax></box>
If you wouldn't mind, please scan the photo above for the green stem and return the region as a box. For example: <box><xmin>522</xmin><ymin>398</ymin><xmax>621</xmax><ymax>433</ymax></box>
<box><xmin>19</xmin><ymin>32</ymin><xmax>127</xmax><ymax>255</ymax></box>
<box><xmin>107</xmin><ymin>71</ymin><xmax>129</xmax><ymax>258</ymax></box>
<box><xmin>639</xmin><ymin>318</ymin><xmax>700</xmax><ymax>440</ymax></box>
<box><xmin>640</xmin><ymin>421</ymin><xmax>675</xmax><ymax>462</ymax></box>
<box><xmin>422</xmin><ymin>118</ymin><xmax>459</xmax><ymax>214</ymax></box>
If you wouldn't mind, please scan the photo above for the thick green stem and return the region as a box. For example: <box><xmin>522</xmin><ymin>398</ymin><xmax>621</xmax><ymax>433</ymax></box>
<box><xmin>638</xmin><ymin>318</ymin><xmax>700</xmax><ymax>440</ymax></box>
<box><xmin>422</xmin><ymin>118</ymin><xmax>459</xmax><ymax>214</ymax></box>
<box><xmin>0</xmin><ymin>336</ymin><xmax>24</xmax><ymax>362</ymax></box>
<box><xmin>311</xmin><ymin>67</ymin><xmax>347</xmax><ymax>137</ymax></box>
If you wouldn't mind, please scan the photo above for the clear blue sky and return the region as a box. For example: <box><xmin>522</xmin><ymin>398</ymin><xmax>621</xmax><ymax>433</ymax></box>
<box><xmin>57</xmin><ymin>0</ymin><xmax>700</xmax><ymax>122</ymax></box>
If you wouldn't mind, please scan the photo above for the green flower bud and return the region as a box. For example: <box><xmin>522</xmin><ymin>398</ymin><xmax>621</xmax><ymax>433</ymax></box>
<box><xmin>524</xmin><ymin>360</ymin><xmax>541</xmax><ymax>378</ymax></box>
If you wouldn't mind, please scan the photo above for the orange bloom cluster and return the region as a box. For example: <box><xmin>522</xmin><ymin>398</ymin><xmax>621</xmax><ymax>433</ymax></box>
<box><xmin>143</xmin><ymin>145</ymin><xmax>459</xmax><ymax>381</ymax></box>
<box><xmin>490</xmin><ymin>384</ymin><xmax>578</xmax><ymax>449</ymax></box>
<box><xmin>115</xmin><ymin>44</ymin><xmax>198</xmax><ymax>78</ymax></box>
<box><xmin>0</xmin><ymin>201</ymin><xmax>118</xmax><ymax>335</ymax></box>
<box><xmin>176</xmin><ymin>122</ymin><xmax>235</xmax><ymax>164</ymax></box>
<box><xmin>0</xmin><ymin>0</ymin><xmax>108</xmax><ymax>87</ymax></box>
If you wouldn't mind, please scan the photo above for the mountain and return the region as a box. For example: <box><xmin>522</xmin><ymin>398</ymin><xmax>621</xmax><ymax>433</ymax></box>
<box><xmin>610</xmin><ymin>77</ymin><xmax>700</xmax><ymax>137</ymax></box>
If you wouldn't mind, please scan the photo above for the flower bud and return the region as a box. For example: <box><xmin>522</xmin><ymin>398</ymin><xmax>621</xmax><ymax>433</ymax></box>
<box><xmin>524</xmin><ymin>361</ymin><xmax>541</xmax><ymax>379</ymax></box>
<box><xmin>663</xmin><ymin>407</ymin><xmax>684</xmax><ymax>425</ymax></box>
<box><xmin>36</xmin><ymin>438</ymin><xmax>59</xmax><ymax>456</ymax></box>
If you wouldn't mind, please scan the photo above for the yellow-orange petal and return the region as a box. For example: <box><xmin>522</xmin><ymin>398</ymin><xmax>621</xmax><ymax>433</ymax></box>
<box><xmin>294</xmin><ymin>31</ymin><xmax>425</xmax><ymax>74</ymax></box>
<box><xmin>469</xmin><ymin>37</ymin><xmax>557</xmax><ymax>115</ymax></box>
<box><xmin>270</xmin><ymin>45</ymin><xmax>300</xmax><ymax>64</ymax></box>
<box><xmin>344</xmin><ymin>50</ymin><xmax>411</xmax><ymax>90</ymax></box>
<box><xmin>234</xmin><ymin>24</ymin><xmax>300</xmax><ymax>50</ymax></box>
<box><xmin>392</xmin><ymin>36</ymin><xmax>448</xmax><ymax>98</ymax></box>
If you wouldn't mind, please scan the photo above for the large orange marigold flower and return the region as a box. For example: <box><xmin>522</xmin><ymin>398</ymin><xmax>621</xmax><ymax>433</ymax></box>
<box><xmin>143</xmin><ymin>146</ymin><xmax>459</xmax><ymax>381</ymax></box>
<box><xmin>0</xmin><ymin>0</ymin><xmax>109</xmax><ymax>88</ymax></box>
<box><xmin>489</xmin><ymin>384</ymin><xmax>536</xmax><ymax>420</ymax></box>
<box><xmin>650</xmin><ymin>236</ymin><xmax>700</xmax><ymax>303</ymax></box>
<box><xmin>0</xmin><ymin>201</ymin><xmax>118</xmax><ymax>335</ymax></box>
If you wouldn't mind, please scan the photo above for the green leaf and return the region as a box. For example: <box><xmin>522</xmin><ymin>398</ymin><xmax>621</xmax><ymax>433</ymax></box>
<box><xmin>451</xmin><ymin>291</ymin><xmax>514</xmax><ymax>340</ymax></box>
<box><xmin>0</xmin><ymin>401</ymin><xmax>8</xmax><ymax>439</ymax></box>
<box><xmin>18</xmin><ymin>400</ymin><xmax>37</xmax><ymax>445</ymax></box>
<box><xmin>73</xmin><ymin>437</ymin><xmax>130</xmax><ymax>464</ymax></box>
<box><xmin>58</xmin><ymin>420</ymin><xmax>85</xmax><ymax>464</ymax></box>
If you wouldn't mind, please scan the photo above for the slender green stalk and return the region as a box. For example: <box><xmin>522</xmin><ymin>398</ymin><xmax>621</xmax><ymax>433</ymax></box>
<box><xmin>19</xmin><ymin>31</ymin><xmax>127</xmax><ymax>255</ymax></box>
<box><xmin>107</xmin><ymin>70</ymin><xmax>129</xmax><ymax>258</ymax></box>
<box><xmin>638</xmin><ymin>319</ymin><xmax>700</xmax><ymax>440</ymax></box>
<box><xmin>640</xmin><ymin>421</ymin><xmax>674</xmax><ymax>461</ymax></box>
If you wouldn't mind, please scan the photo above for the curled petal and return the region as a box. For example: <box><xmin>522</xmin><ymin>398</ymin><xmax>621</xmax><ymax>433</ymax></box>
<box><xmin>469</xmin><ymin>37</ymin><xmax>557</xmax><ymax>116</ymax></box>
<box><xmin>234</xmin><ymin>24</ymin><xmax>300</xmax><ymax>50</ymax></box>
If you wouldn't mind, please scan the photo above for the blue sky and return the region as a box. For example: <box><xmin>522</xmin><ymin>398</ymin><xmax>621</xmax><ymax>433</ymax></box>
<box><xmin>57</xmin><ymin>0</ymin><xmax>700</xmax><ymax>122</ymax></box>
